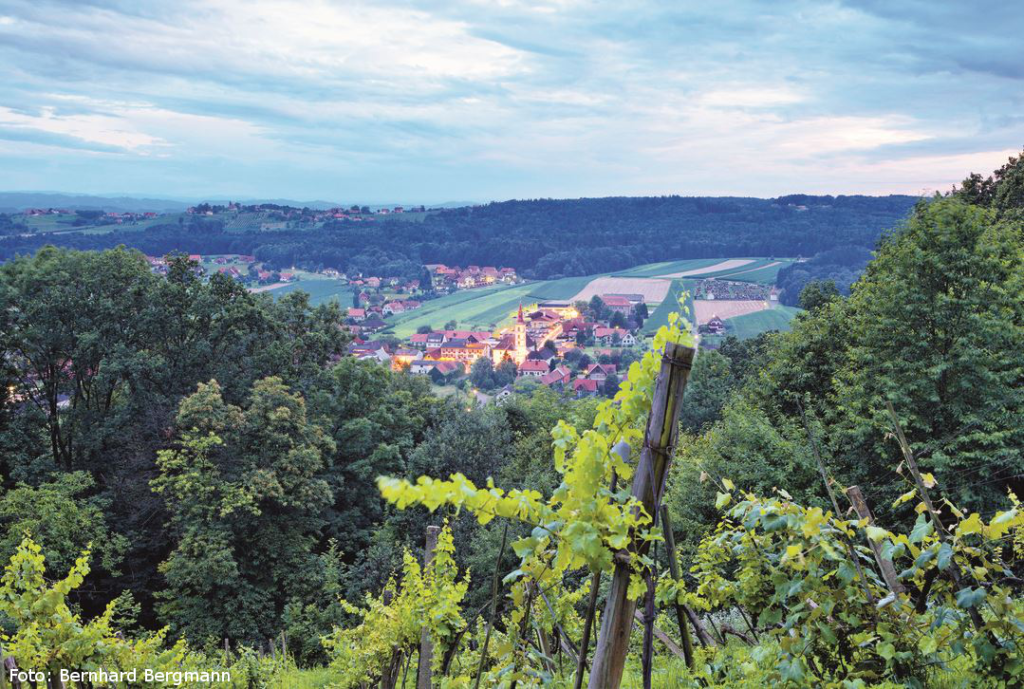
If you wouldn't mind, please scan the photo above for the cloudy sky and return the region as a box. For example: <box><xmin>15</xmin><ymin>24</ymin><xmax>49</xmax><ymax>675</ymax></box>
<box><xmin>0</xmin><ymin>0</ymin><xmax>1021</xmax><ymax>203</ymax></box>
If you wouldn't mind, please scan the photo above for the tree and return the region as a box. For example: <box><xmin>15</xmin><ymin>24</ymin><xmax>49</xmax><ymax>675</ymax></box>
<box><xmin>0</xmin><ymin>472</ymin><xmax>127</xmax><ymax>578</ymax></box>
<box><xmin>444</xmin><ymin>319</ymin><xmax>458</xmax><ymax>331</ymax></box>
<box><xmin>469</xmin><ymin>357</ymin><xmax>496</xmax><ymax>390</ymax></box>
<box><xmin>417</xmin><ymin>325</ymin><xmax>433</xmax><ymax>334</ymax></box>
<box><xmin>798</xmin><ymin>279</ymin><xmax>841</xmax><ymax>311</ymax></box>
<box><xmin>677</xmin><ymin>349</ymin><xmax>735</xmax><ymax>432</ymax></box>
<box><xmin>601</xmin><ymin>373</ymin><xmax>620</xmax><ymax>398</ymax></box>
<box><xmin>836</xmin><ymin>198</ymin><xmax>1024</xmax><ymax>513</ymax></box>
<box><xmin>495</xmin><ymin>359</ymin><xmax>519</xmax><ymax>388</ymax></box>
<box><xmin>153</xmin><ymin>378</ymin><xmax>334</xmax><ymax>643</ymax></box>
<box><xmin>609</xmin><ymin>311</ymin><xmax>627</xmax><ymax>328</ymax></box>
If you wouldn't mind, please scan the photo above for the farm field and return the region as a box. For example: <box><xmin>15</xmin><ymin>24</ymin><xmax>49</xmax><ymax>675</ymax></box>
<box><xmin>615</xmin><ymin>258</ymin><xmax>724</xmax><ymax>277</ymax></box>
<box><xmin>642</xmin><ymin>257</ymin><xmax>797</xmax><ymax>284</ymax></box>
<box><xmin>385</xmin><ymin>283</ymin><xmax>536</xmax><ymax>338</ymax></box>
<box><xmin>570</xmin><ymin>276</ymin><xmax>673</xmax><ymax>303</ymax></box>
<box><xmin>526</xmin><ymin>275</ymin><xmax>596</xmax><ymax>300</ymax></box>
<box><xmin>263</xmin><ymin>277</ymin><xmax>355</xmax><ymax>307</ymax></box>
<box><xmin>657</xmin><ymin>258</ymin><xmax>756</xmax><ymax>277</ymax></box>
<box><xmin>641</xmin><ymin>279</ymin><xmax>696</xmax><ymax>334</ymax></box>
<box><xmin>719</xmin><ymin>305</ymin><xmax>802</xmax><ymax>339</ymax></box>
<box><xmin>370</xmin><ymin>256</ymin><xmax>793</xmax><ymax>340</ymax></box>
<box><xmin>692</xmin><ymin>299</ymin><xmax>770</xmax><ymax>325</ymax></box>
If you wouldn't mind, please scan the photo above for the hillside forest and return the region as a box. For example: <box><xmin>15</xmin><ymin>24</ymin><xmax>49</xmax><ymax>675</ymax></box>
<box><xmin>0</xmin><ymin>195</ymin><xmax>916</xmax><ymax>287</ymax></box>
<box><xmin>0</xmin><ymin>154</ymin><xmax>1021</xmax><ymax>687</ymax></box>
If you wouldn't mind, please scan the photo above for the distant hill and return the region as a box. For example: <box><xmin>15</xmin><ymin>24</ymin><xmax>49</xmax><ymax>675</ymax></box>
<box><xmin>0</xmin><ymin>194</ymin><xmax>920</xmax><ymax>282</ymax></box>
<box><xmin>0</xmin><ymin>192</ymin><xmax>192</xmax><ymax>214</ymax></box>
<box><xmin>0</xmin><ymin>192</ymin><xmax>472</xmax><ymax>214</ymax></box>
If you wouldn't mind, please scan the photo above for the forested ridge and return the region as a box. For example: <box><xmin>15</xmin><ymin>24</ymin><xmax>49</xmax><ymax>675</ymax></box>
<box><xmin>0</xmin><ymin>194</ymin><xmax>916</xmax><ymax>280</ymax></box>
<box><xmin>0</xmin><ymin>155</ymin><xmax>1022</xmax><ymax>687</ymax></box>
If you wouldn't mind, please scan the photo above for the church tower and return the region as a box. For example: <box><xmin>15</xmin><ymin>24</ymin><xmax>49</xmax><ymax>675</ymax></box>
<box><xmin>514</xmin><ymin>302</ymin><xmax>528</xmax><ymax>364</ymax></box>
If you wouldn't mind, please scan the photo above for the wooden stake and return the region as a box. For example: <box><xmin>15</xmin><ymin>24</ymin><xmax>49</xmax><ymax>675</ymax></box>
<box><xmin>847</xmin><ymin>485</ymin><xmax>905</xmax><ymax>595</ymax></box>
<box><xmin>884</xmin><ymin>402</ymin><xmax>987</xmax><ymax>634</ymax></box>
<box><xmin>798</xmin><ymin>402</ymin><xmax>878</xmax><ymax>605</ymax></box>
<box><xmin>473</xmin><ymin>522</ymin><xmax>509</xmax><ymax>689</ymax></box>
<box><xmin>574</xmin><ymin>442</ymin><xmax>627</xmax><ymax>689</ymax></box>
<box><xmin>660</xmin><ymin>504</ymin><xmax>700</xmax><ymax>665</ymax></box>
<box><xmin>589</xmin><ymin>342</ymin><xmax>695</xmax><ymax>689</ymax></box>
<box><xmin>417</xmin><ymin>525</ymin><xmax>441</xmax><ymax>689</ymax></box>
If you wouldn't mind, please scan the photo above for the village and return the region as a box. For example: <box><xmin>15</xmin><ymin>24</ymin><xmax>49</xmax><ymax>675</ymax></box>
<box><xmin>347</xmin><ymin>263</ymin><xmax>646</xmax><ymax>403</ymax></box>
<box><xmin>139</xmin><ymin>253</ymin><xmax>647</xmax><ymax>402</ymax></box>
<box><xmin>135</xmin><ymin>253</ymin><xmax>793</xmax><ymax>405</ymax></box>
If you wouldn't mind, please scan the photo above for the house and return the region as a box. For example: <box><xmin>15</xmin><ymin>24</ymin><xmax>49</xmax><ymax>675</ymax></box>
<box><xmin>518</xmin><ymin>360</ymin><xmax>550</xmax><ymax>377</ymax></box>
<box><xmin>410</xmin><ymin>333</ymin><xmax>430</xmax><ymax>349</ymax></box>
<box><xmin>572</xmin><ymin>379</ymin><xmax>599</xmax><ymax>398</ymax></box>
<box><xmin>425</xmin><ymin>332</ymin><xmax>448</xmax><ymax>348</ymax></box>
<box><xmin>428</xmin><ymin>361</ymin><xmax>462</xmax><ymax>384</ymax></box>
<box><xmin>365</xmin><ymin>277</ymin><xmax>381</xmax><ymax>288</ymax></box>
<box><xmin>593</xmin><ymin>327</ymin><xmax>630</xmax><ymax>345</ymax></box>
<box><xmin>585</xmin><ymin>363</ymin><xmax>617</xmax><ymax>383</ymax></box>
<box><xmin>188</xmin><ymin>254</ymin><xmax>202</xmax><ymax>262</ymax></box>
<box><xmin>347</xmin><ymin>308</ymin><xmax>366</xmax><ymax>322</ymax></box>
<box><xmin>361</xmin><ymin>315</ymin><xmax>387</xmax><ymax>332</ymax></box>
<box><xmin>601</xmin><ymin>295</ymin><xmax>633</xmax><ymax>314</ymax></box>
<box><xmin>280</xmin><ymin>272</ymin><xmax>296</xmax><ymax>282</ymax></box>
<box><xmin>539</xmin><ymin>366</ymin><xmax>572</xmax><ymax>390</ymax></box>
<box><xmin>391</xmin><ymin>349</ymin><xmax>423</xmax><ymax>371</ymax></box>
<box><xmin>382</xmin><ymin>302</ymin><xmax>406</xmax><ymax>316</ymax></box>
<box><xmin>605</xmin><ymin>293</ymin><xmax>645</xmax><ymax>307</ymax></box>
<box><xmin>438</xmin><ymin>339</ymin><xmax>490</xmax><ymax>364</ymax></box>
<box><xmin>704</xmin><ymin>316</ymin><xmax>726</xmax><ymax>335</ymax></box>
<box><xmin>493</xmin><ymin>385</ymin><xmax>515</xmax><ymax>405</ymax></box>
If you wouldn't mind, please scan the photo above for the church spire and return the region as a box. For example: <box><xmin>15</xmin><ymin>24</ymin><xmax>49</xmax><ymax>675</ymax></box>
<box><xmin>517</xmin><ymin>301</ymin><xmax>524</xmax><ymax>323</ymax></box>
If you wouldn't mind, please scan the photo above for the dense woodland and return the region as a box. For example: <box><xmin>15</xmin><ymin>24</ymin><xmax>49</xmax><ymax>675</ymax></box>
<box><xmin>0</xmin><ymin>155</ymin><xmax>1021</xmax><ymax>687</ymax></box>
<box><xmin>0</xmin><ymin>195</ymin><xmax>916</xmax><ymax>282</ymax></box>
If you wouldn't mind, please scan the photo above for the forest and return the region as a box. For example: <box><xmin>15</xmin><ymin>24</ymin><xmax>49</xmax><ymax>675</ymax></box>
<box><xmin>0</xmin><ymin>194</ymin><xmax>916</xmax><ymax>281</ymax></box>
<box><xmin>0</xmin><ymin>153</ymin><xmax>1021</xmax><ymax>687</ymax></box>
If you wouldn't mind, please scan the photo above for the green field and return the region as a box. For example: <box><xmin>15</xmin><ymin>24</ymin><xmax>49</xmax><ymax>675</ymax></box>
<box><xmin>615</xmin><ymin>258</ymin><xmax>724</xmax><ymax>278</ymax></box>
<box><xmin>720</xmin><ymin>305</ymin><xmax>802</xmax><ymax>339</ymax></box>
<box><xmin>641</xmin><ymin>279</ymin><xmax>696</xmax><ymax>334</ymax></box>
<box><xmin>384</xmin><ymin>283</ymin><xmax>538</xmax><ymax>337</ymax></box>
<box><xmin>612</xmin><ymin>257</ymin><xmax>796</xmax><ymax>284</ymax></box>
<box><xmin>525</xmin><ymin>275</ymin><xmax>597</xmax><ymax>300</ymax></box>
<box><xmin>267</xmin><ymin>279</ymin><xmax>355</xmax><ymax>307</ymax></box>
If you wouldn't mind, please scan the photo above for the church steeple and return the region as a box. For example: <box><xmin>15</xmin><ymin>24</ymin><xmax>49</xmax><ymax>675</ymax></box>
<box><xmin>513</xmin><ymin>301</ymin><xmax>528</xmax><ymax>365</ymax></box>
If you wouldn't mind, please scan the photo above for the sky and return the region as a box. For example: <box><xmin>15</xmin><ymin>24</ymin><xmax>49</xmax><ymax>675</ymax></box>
<box><xmin>0</xmin><ymin>0</ymin><xmax>1022</xmax><ymax>203</ymax></box>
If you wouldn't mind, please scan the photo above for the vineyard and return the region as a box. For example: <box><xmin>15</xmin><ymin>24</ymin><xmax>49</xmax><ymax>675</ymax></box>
<box><xmin>0</xmin><ymin>157</ymin><xmax>1022</xmax><ymax>688</ymax></box>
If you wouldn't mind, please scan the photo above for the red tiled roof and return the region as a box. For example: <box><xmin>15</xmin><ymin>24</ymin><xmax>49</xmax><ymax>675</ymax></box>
<box><xmin>518</xmin><ymin>360</ymin><xmax>549</xmax><ymax>373</ymax></box>
<box><xmin>573</xmin><ymin>379</ymin><xmax>599</xmax><ymax>392</ymax></box>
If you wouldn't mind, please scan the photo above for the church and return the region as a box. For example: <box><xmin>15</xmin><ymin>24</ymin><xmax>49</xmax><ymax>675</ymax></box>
<box><xmin>490</xmin><ymin>303</ymin><xmax>534</xmax><ymax>366</ymax></box>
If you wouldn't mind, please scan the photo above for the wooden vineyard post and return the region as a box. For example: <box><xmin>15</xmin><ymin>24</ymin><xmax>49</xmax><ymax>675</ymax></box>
<box><xmin>588</xmin><ymin>342</ymin><xmax>695</xmax><ymax>689</ymax></box>
<box><xmin>573</xmin><ymin>441</ymin><xmax>629</xmax><ymax>689</ymax></box>
<box><xmin>846</xmin><ymin>485</ymin><xmax>905</xmax><ymax>596</ymax></box>
<box><xmin>660</xmin><ymin>504</ymin><xmax>706</xmax><ymax>666</ymax></box>
<box><xmin>417</xmin><ymin>525</ymin><xmax>441</xmax><ymax>689</ymax></box>
<box><xmin>884</xmin><ymin>403</ymin><xmax>988</xmax><ymax>635</ymax></box>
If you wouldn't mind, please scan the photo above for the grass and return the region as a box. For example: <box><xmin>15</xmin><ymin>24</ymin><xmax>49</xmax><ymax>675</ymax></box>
<box><xmin>526</xmin><ymin>275</ymin><xmax>597</xmax><ymax>301</ymax></box>
<box><xmin>709</xmin><ymin>259</ymin><xmax>796</xmax><ymax>284</ymax></box>
<box><xmin>384</xmin><ymin>283</ymin><xmax>535</xmax><ymax>337</ymax></box>
<box><xmin>267</xmin><ymin>279</ymin><xmax>356</xmax><ymax>307</ymax></box>
<box><xmin>614</xmin><ymin>259</ymin><xmax>724</xmax><ymax>278</ymax></box>
<box><xmin>722</xmin><ymin>305</ymin><xmax>802</xmax><ymax>339</ymax></box>
<box><xmin>642</xmin><ymin>279</ymin><xmax>696</xmax><ymax>335</ymax></box>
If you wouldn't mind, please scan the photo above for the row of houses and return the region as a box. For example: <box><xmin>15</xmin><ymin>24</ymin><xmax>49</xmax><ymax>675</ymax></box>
<box><xmin>425</xmin><ymin>264</ymin><xmax>518</xmax><ymax>290</ymax></box>
<box><xmin>348</xmin><ymin>337</ymin><xmax>622</xmax><ymax>398</ymax></box>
